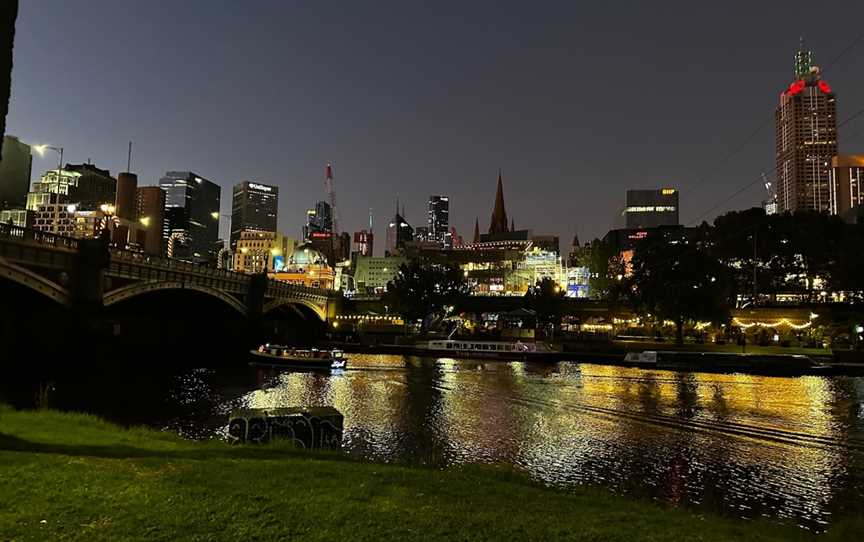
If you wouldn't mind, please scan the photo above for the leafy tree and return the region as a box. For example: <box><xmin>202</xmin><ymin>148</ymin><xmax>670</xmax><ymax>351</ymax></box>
<box><xmin>384</xmin><ymin>260</ymin><xmax>470</xmax><ymax>333</ymax></box>
<box><xmin>524</xmin><ymin>277</ymin><xmax>565</xmax><ymax>332</ymax></box>
<box><xmin>578</xmin><ymin>238</ymin><xmax>626</xmax><ymax>302</ymax></box>
<box><xmin>626</xmin><ymin>240</ymin><xmax>733</xmax><ymax>345</ymax></box>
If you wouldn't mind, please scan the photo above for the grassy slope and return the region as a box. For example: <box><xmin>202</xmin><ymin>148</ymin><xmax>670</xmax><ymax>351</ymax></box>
<box><xmin>0</xmin><ymin>405</ymin><xmax>856</xmax><ymax>541</ymax></box>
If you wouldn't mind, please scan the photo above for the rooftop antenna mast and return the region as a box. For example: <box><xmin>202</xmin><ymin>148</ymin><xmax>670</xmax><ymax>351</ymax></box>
<box><xmin>126</xmin><ymin>141</ymin><xmax>132</xmax><ymax>172</ymax></box>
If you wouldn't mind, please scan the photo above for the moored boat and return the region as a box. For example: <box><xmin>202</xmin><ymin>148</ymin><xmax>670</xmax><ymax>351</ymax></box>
<box><xmin>415</xmin><ymin>339</ymin><xmax>557</xmax><ymax>360</ymax></box>
<box><xmin>250</xmin><ymin>345</ymin><xmax>347</xmax><ymax>370</ymax></box>
<box><xmin>623</xmin><ymin>350</ymin><xmax>819</xmax><ymax>375</ymax></box>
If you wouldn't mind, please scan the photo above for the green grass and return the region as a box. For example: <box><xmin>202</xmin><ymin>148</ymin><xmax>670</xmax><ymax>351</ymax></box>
<box><xmin>0</xmin><ymin>405</ymin><xmax>859</xmax><ymax>541</ymax></box>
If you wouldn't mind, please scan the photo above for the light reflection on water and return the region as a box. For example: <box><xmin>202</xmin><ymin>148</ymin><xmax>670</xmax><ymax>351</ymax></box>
<box><xmin>164</xmin><ymin>354</ymin><xmax>864</xmax><ymax>529</ymax></box>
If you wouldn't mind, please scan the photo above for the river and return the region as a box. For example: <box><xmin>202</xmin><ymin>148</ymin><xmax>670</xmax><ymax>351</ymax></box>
<box><xmin>4</xmin><ymin>353</ymin><xmax>864</xmax><ymax>531</ymax></box>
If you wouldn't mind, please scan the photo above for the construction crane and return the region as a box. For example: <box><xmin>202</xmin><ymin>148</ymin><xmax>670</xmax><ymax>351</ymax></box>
<box><xmin>325</xmin><ymin>163</ymin><xmax>339</xmax><ymax>236</ymax></box>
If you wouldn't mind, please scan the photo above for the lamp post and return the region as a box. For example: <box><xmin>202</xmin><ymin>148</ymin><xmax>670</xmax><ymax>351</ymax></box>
<box><xmin>32</xmin><ymin>145</ymin><xmax>64</xmax><ymax>236</ymax></box>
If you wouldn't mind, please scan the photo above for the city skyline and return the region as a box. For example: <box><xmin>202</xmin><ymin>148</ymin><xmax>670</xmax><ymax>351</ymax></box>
<box><xmin>6</xmin><ymin>1</ymin><xmax>864</xmax><ymax>246</ymax></box>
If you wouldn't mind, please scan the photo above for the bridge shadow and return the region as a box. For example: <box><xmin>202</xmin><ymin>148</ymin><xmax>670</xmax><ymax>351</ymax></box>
<box><xmin>0</xmin><ymin>432</ymin><xmax>349</xmax><ymax>464</ymax></box>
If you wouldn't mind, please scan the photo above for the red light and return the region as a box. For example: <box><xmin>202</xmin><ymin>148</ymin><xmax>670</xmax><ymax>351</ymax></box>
<box><xmin>818</xmin><ymin>80</ymin><xmax>832</xmax><ymax>94</ymax></box>
<box><xmin>786</xmin><ymin>80</ymin><xmax>806</xmax><ymax>96</ymax></box>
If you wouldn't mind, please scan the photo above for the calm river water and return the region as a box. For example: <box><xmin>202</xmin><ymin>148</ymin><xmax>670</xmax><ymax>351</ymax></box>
<box><xmin>9</xmin><ymin>353</ymin><xmax>864</xmax><ymax>530</ymax></box>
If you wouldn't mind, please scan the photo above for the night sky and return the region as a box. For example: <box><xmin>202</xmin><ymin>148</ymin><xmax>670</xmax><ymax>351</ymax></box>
<box><xmin>7</xmin><ymin>0</ymin><xmax>864</xmax><ymax>251</ymax></box>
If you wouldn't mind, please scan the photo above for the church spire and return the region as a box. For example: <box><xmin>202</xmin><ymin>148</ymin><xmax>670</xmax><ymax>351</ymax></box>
<box><xmin>473</xmin><ymin>217</ymin><xmax>480</xmax><ymax>244</ymax></box>
<box><xmin>510</xmin><ymin>217</ymin><xmax>515</xmax><ymax>232</ymax></box>
<box><xmin>488</xmin><ymin>170</ymin><xmax>509</xmax><ymax>235</ymax></box>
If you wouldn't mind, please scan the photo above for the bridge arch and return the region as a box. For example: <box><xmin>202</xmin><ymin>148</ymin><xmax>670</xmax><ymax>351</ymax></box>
<box><xmin>0</xmin><ymin>258</ymin><xmax>70</xmax><ymax>305</ymax></box>
<box><xmin>103</xmin><ymin>281</ymin><xmax>248</xmax><ymax>316</ymax></box>
<box><xmin>262</xmin><ymin>298</ymin><xmax>328</xmax><ymax>321</ymax></box>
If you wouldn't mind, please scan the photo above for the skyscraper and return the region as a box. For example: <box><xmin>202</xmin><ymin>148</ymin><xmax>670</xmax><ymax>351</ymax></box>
<box><xmin>775</xmin><ymin>40</ymin><xmax>838</xmax><ymax>213</ymax></box>
<box><xmin>385</xmin><ymin>210</ymin><xmax>413</xmax><ymax>256</ymax></box>
<box><xmin>0</xmin><ymin>135</ymin><xmax>32</xmax><ymax>210</ymax></box>
<box><xmin>428</xmin><ymin>195</ymin><xmax>452</xmax><ymax>249</ymax></box>
<box><xmin>159</xmin><ymin>171</ymin><xmax>221</xmax><ymax>263</ymax></box>
<box><xmin>623</xmin><ymin>188</ymin><xmax>679</xmax><ymax>228</ymax></box>
<box><xmin>230</xmin><ymin>181</ymin><xmax>278</xmax><ymax>249</ymax></box>
<box><xmin>829</xmin><ymin>155</ymin><xmax>864</xmax><ymax>217</ymax></box>
<box><xmin>303</xmin><ymin>200</ymin><xmax>332</xmax><ymax>240</ymax></box>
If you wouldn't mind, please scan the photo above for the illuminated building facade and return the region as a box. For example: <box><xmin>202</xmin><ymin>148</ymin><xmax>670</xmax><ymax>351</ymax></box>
<box><xmin>270</xmin><ymin>244</ymin><xmax>335</xmax><ymax>290</ymax></box>
<box><xmin>0</xmin><ymin>135</ymin><xmax>32</xmax><ymax>210</ymax></box>
<box><xmin>159</xmin><ymin>171</ymin><xmax>221</xmax><ymax>263</ymax></box>
<box><xmin>353</xmin><ymin>255</ymin><xmax>407</xmax><ymax>294</ymax></box>
<box><xmin>566</xmin><ymin>266</ymin><xmax>591</xmax><ymax>298</ymax></box>
<box><xmin>353</xmin><ymin>229</ymin><xmax>373</xmax><ymax>257</ymax></box>
<box><xmin>775</xmin><ymin>42</ymin><xmax>837</xmax><ymax>213</ymax></box>
<box><xmin>829</xmin><ymin>155</ymin><xmax>864</xmax><ymax>217</ymax></box>
<box><xmin>230</xmin><ymin>181</ymin><xmax>278</xmax><ymax>249</ymax></box>
<box><xmin>623</xmin><ymin>188</ymin><xmax>679</xmax><ymax>228</ymax></box>
<box><xmin>26</xmin><ymin>169</ymin><xmax>81</xmax><ymax>211</ymax></box>
<box><xmin>31</xmin><ymin>203</ymin><xmax>113</xmax><ymax>238</ymax></box>
<box><xmin>428</xmin><ymin>195</ymin><xmax>452</xmax><ymax>249</ymax></box>
<box><xmin>0</xmin><ymin>208</ymin><xmax>30</xmax><ymax>227</ymax></box>
<box><xmin>234</xmin><ymin>230</ymin><xmax>295</xmax><ymax>274</ymax></box>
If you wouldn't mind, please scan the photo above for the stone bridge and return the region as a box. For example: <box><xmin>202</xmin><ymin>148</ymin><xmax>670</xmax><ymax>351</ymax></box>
<box><xmin>0</xmin><ymin>224</ymin><xmax>337</xmax><ymax>321</ymax></box>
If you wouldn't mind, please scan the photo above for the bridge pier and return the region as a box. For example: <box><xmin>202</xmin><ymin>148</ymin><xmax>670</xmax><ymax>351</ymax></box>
<box><xmin>72</xmin><ymin>237</ymin><xmax>110</xmax><ymax>312</ymax></box>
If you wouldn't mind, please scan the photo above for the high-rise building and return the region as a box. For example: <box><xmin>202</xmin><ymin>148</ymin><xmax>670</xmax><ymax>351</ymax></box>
<box><xmin>829</xmin><ymin>155</ymin><xmax>864</xmax><ymax>217</ymax></box>
<box><xmin>230</xmin><ymin>181</ymin><xmax>278</xmax><ymax>249</ymax></box>
<box><xmin>386</xmin><ymin>211</ymin><xmax>413</xmax><ymax>256</ymax></box>
<box><xmin>775</xmin><ymin>41</ymin><xmax>837</xmax><ymax>213</ymax></box>
<box><xmin>0</xmin><ymin>135</ymin><xmax>32</xmax><ymax>210</ymax></box>
<box><xmin>623</xmin><ymin>188</ymin><xmax>679</xmax><ymax>229</ymax></box>
<box><xmin>65</xmin><ymin>163</ymin><xmax>116</xmax><ymax>211</ymax></box>
<box><xmin>353</xmin><ymin>229</ymin><xmax>374</xmax><ymax>257</ymax></box>
<box><xmin>428</xmin><ymin>195</ymin><xmax>452</xmax><ymax>249</ymax></box>
<box><xmin>159</xmin><ymin>171</ymin><xmax>221</xmax><ymax>263</ymax></box>
<box><xmin>303</xmin><ymin>200</ymin><xmax>332</xmax><ymax>240</ymax></box>
<box><xmin>136</xmin><ymin>186</ymin><xmax>166</xmax><ymax>255</ymax></box>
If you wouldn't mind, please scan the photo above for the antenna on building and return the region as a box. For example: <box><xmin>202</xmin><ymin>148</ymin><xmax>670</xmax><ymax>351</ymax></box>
<box><xmin>126</xmin><ymin>141</ymin><xmax>133</xmax><ymax>173</ymax></box>
<box><xmin>369</xmin><ymin>208</ymin><xmax>373</xmax><ymax>230</ymax></box>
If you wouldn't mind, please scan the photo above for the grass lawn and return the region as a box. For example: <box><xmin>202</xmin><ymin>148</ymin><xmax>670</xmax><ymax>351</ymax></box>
<box><xmin>0</xmin><ymin>405</ymin><xmax>860</xmax><ymax>541</ymax></box>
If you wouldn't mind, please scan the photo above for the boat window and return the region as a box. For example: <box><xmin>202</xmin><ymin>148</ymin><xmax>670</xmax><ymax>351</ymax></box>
<box><xmin>447</xmin><ymin>343</ymin><xmax>453</xmax><ymax>349</ymax></box>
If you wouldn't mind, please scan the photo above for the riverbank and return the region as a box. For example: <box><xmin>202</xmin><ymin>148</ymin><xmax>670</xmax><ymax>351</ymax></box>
<box><xmin>0</xmin><ymin>405</ymin><xmax>860</xmax><ymax>541</ymax></box>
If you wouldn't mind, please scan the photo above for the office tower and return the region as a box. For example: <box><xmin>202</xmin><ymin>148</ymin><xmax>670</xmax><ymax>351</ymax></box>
<box><xmin>63</xmin><ymin>163</ymin><xmax>116</xmax><ymax>211</ymax></box>
<box><xmin>136</xmin><ymin>186</ymin><xmax>166</xmax><ymax>255</ymax></box>
<box><xmin>353</xmin><ymin>230</ymin><xmax>374</xmax><ymax>257</ymax></box>
<box><xmin>623</xmin><ymin>188</ymin><xmax>679</xmax><ymax>229</ymax></box>
<box><xmin>303</xmin><ymin>200</ymin><xmax>332</xmax><ymax>241</ymax></box>
<box><xmin>829</xmin><ymin>155</ymin><xmax>864</xmax><ymax>217</ymax></box>
<box><xmin>0</xmin><ymin>135</ymin><xmax>32</xmax><ymax>210</ymax></box>
<box><xmin>775</xmin><ymin>41</ymin><xmax>837</xmax><ymax>213</ymax></box>
<box><xmin>385</xmin><ymin>210</ymin><xmax>413</xmax><ymax>256</ymax></box>
<box><xmin>230</xmin><ymin>180</ymin><xmax>278</xmax><ymax>249</ymax></box>
<box><xmin>159</xmin><ymin>171</ymin><xmax>221</xmax><ymax>263</ymax></box>
<box><xmin>428</xmin><ymin>195</ymin><xmax>451</xmax><ymax>248</ymax></box>
<box><xmin>25</xmin><ymin>168</ymin><xmax>80</xmax><ymax>211</ymax></box>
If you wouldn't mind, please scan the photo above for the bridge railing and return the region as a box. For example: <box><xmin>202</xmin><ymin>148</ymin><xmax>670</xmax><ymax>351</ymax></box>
<box><xmin>0</xmin><ymin>222</ymin><xmax>80</xmax><ymax>250</ymax></box>
<box><xmin>1</xmin><ymin>224</ymin><xmax>334</xmax><ymax>298</ymax></box>
<box><xmin>109</xmin><ymin>246</ymin><xmax>251</xmax><ymax>283</ymax></box>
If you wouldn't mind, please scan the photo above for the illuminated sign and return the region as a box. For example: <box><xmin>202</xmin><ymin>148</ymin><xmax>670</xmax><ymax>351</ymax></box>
<box><xmin>249</xmin><ymin>183</ymin><xmax>273</xmax><ymax>192</ymax></box>
<box><xmin>272</xmin><ymin>255</ymin><xmax>285</xmax><ymax>271</ymax></box>
<box><xmin>311</xmin><ymin>232</ymin><xmax>332</xmax><ymax>239</ymax></box>
<box><xmin>661</xmin><ymin>188</ymin><xmax>676</xmax><ymax>195</ymax></box>
<box><xmin>625</xmin><ymin>206</ymin><xmax>676</xmax><ymax>213</ymax></box>
<box><xmin>627</xmin><ymin>231</ymin><xmax>648</xmax><ymax>240</ymax></box>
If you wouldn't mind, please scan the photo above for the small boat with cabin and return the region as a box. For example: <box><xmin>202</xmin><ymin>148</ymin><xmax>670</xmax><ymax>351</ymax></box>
<box><xmin>250</xmin><ymin>345</ymin><xmax>348</xmax><ymax>370</ymax></box>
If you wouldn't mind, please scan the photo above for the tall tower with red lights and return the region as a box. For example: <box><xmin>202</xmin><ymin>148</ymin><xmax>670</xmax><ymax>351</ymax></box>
<box><xmin>774</xmin><ymin>39</ymin><xmax>837</xmax><ymax>213</ymax></box>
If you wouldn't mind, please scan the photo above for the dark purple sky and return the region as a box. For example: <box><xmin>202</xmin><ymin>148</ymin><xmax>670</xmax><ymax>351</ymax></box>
<box><xmin>7</xmin><ymin>0</ymin><xmax>864</xmax><ymax>249</ymax></box>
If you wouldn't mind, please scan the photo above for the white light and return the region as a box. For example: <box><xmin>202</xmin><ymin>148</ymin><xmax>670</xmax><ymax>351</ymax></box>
<box><xmin>66</xmin><ymin>204</ymin><xmax>77</xmax><ymax>213</ymax></box>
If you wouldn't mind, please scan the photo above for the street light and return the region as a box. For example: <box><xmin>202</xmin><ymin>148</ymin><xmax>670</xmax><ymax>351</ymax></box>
<box><xmin>139</xmin><ymin>216</ymin><xmax>152</xmax><ymax>227</ymax></box>
<box><xmin>33</xmin><ymin>144</ymin><xmax>64</xmax><ymax>235</ymax></box>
